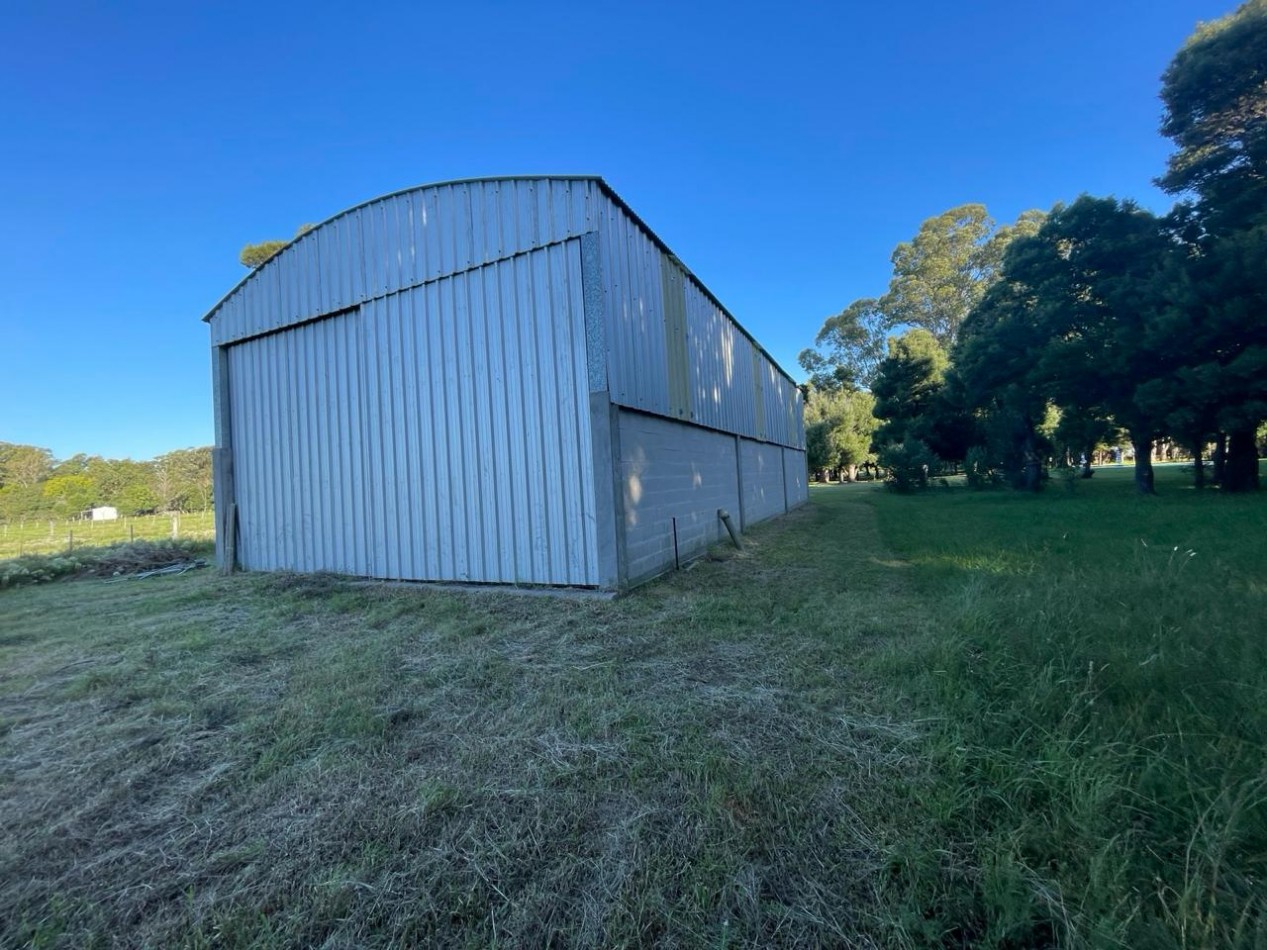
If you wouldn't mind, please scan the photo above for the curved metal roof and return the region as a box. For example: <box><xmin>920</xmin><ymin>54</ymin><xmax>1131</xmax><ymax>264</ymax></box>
<box><xmin>202</xmin><ymin>175</ymin><xmax>796</xmax><ymax>385</ymax></box>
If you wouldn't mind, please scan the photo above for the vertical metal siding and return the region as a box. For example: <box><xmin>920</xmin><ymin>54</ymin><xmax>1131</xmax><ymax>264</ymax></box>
<box><xmin>211</xmin><ymin>179</ymin><xmax>600</xmax><ymax>347</ymax></box>
<box><xmin>227</xmin><ymin>240</ymin><xmax>597</xmax><ymax>585</ymax></box>
<box><xmin>599</xmin><ymin>194</ymin><xmax>669</xmax><ymax>416</ymax></box>
<box><xmin>229</xmin><ymin>311</ymin><xmax>371</xmax><ymax>574</ymax></box>
<box><xmin>212</xmin><ymin>176</ymin><xmax>802</xmax><ymax>449</ymax></box>
<box><xmin>597</xmin><ymin>191</ymin><xmax>803</xmax><ymax>449</ymax></box>
<box><xmin>661</xmin><ymin>256</ymin><xmax>692</xmax><ymax>420</ymax></box>
<box><xmin>685</xmin><ymin>281</ymin><xmax>756</xmax><ymax>437</ymax></box>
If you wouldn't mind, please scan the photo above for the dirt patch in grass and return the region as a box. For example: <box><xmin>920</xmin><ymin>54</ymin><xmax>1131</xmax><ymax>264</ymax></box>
<box><xmin>0</xmin><ymin>499</ymin><xmax>928</xmax><ymax>948</ymax></box>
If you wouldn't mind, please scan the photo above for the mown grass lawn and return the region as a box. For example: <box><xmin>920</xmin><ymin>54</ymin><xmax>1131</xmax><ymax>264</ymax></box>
<box><xmin>1</xmin><ymin>467</ymin><xmax>1263</xmax><ymax>948</ymax></box>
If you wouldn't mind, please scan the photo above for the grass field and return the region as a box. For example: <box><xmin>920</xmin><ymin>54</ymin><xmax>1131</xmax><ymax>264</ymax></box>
<box><xmin>1</xmin><ymin>467</ymin><xmax>1263</xmax><ymax>947</ymax></box>
<box><xmin>0</xmin><ymin>511</ymin><xmax>214</xmax><ymax>560</ymax></box>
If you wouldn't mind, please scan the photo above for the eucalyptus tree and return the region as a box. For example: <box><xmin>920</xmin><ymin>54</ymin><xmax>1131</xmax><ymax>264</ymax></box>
<box><xmin>239</xmin><ymin>224</ymin><xmax>317</xmax><ymax>269</ymax></box>
<box><xmin>798</xmin><ymin>298</ymin><xmax>888</xmax><ymax>392</ymax></box>
<box><xmin>881</xmin><ymin>205</ymin><xmax>1047</xmax><ymax>349</ymax></box>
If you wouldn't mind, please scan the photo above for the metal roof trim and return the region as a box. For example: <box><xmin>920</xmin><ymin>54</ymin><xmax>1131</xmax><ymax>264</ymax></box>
<box><xmin>201</xmin><ymin>175</ymin><xmax>798</xmax><ymax>387</ymax></box>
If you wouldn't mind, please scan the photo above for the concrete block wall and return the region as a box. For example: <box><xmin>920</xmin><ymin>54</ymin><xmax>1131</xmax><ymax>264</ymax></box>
<box><xmin>615</xmin><ymin>410</ymin><xmax>811</xmax><ymax>586</ymax></box>
<box><xmin>740</xmin><ymin>439</ymin><xmax>786</xmax><ymax>527</ymax></box>
<box><xmin>782</xmin><ymin>446</ymin><xmax>809</xmax><ymax>510</ymax></box>
<box><xmin>618</xmin><ymin>410</ymin><xmax>741</xmax><ymax>584</ymax></box>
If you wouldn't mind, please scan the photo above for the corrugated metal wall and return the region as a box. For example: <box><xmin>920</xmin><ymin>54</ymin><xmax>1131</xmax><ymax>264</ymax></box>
<box><xmin>210</xmin><ymin>178</ymin><xmax>601</xmax><ymax>347</ymax></box>
<box><xmin>229</xmin><ymin>311</ymin><xmax>371</xmax><ymax>574</ymax></box>
<box><xmin>596</xmin><ymin>191</ymin><xmax>804</xmax><ymax>449</ymax></box>
<box><xmin>227</xmin><ymin>241</ymin><xmax>598</xmax><ymax>585</ymax></box>
<box><xmin>209</xmin><ymin>176</ymin><xmax>806</xmax><ymax>588</ymax></box>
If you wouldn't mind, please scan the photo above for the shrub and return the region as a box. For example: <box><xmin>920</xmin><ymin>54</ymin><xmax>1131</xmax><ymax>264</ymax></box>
<box><xmin>963</xmin><ymin>446</ymin><xmax>996</xmax><ymax>490</ymax></box>
<box><xmin>877</xmin><ymin>440</ymin><xmax>941</xmax><ymax>493</ymax></box>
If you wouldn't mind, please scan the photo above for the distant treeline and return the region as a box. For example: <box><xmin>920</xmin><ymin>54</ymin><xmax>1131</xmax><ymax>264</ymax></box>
<box><xmin>0</xmin><ymin>442</ymin><xmax>212</xmax><ymax>520</ymax></box>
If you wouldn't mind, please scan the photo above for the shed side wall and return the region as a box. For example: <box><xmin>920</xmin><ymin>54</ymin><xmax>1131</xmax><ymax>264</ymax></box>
<box><xmin>596</xmin><ymin>194</ymin><xmax>804</xmax><ymax>449</ymax></box>
<box><xmin>616</xmin><ymin>411</ymin><xmax>811</xmax><ymax>584</ymax></box>
<box><xmin>783</xmin><ymin>447</ymin><xmax>809</xmax><ymax>509</ymax></box>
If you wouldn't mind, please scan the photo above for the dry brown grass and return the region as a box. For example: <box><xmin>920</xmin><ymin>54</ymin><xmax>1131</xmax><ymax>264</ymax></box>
<box><xmin>1</xmin><ymin>496</ymin><xmax>932</xmax><ymax>948</ymax></box>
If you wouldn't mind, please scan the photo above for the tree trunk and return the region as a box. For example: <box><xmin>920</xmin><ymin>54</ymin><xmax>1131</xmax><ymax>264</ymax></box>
<box><xmin>846</xmin><ymin>463</ymin><xmax>858</xmax><ymax>483</ymax></box>
<box><xmin>1022</xmin><ymin>429</ymin><xmax>1043</xmax><ymax>492</ymax></box>
<box><xmin>1222</xmin><ymin>427</ymin><xmax>1260</xmax><ymax>493</ymax></box>
<box><xmin>1132</xmin><ymin>437</ymin><xmax>1156</xmax><ymax>495</ymax></box>
<box><xmin>1212</xmin><ymin>433</ymin><xmax>1226</xmax><ymax>485</ymax></box>
<box><xmin>1192</xmin><ymin>444</ymin><xmax>1205</xmax><ymax>489</ymax></box>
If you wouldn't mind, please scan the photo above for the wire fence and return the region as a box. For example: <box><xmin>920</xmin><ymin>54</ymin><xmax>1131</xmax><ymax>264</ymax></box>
<box><xmin>0</xmin><ymin>511</ymin><xmax>215</xmax><ymax>560</ymax></box>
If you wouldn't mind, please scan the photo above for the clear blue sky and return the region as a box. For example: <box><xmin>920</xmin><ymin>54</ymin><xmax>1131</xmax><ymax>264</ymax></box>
<box><xmin>0</xmin><ymin>0</ymin><xmax>1232</xmax><ymax>461</ymax></box>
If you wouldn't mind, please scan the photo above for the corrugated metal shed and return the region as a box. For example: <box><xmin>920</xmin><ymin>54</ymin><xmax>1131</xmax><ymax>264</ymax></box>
<box><xmin>206</xmin><ymin>176</ymin><xmax>806</xmax><ymax>589</ymax></box>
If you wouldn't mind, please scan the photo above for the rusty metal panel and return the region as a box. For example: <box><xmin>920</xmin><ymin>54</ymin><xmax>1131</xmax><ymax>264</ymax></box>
<box><xmin>594</xmin><ymin>187</ymin><xmax>802</xmax><ymax>448</ymax></box>
<box><xmin>752</xmin><ymin>348</ymin><xmax>767</xmax><ymax>441</ymax></box>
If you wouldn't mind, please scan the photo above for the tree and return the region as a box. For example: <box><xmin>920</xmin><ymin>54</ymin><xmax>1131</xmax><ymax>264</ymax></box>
<box><xmin>1159</xmin><ymin>0</ymin><xmax>1267</xmax><ymax>235</ymax></box>
<box><xmin>804</xmin><ymin>386</ymin><xmax>878</xmax><ymax>481</ymax></box>
<box><xmin>239</xmin><ymin>223</ymin><xmax>317</xmax><ymax>269</ymax></box>
<box><xmin>1033</xmin><ymin>199</ymin><xmax>1179</xmax><ymax>494</ymax></box>
<box><xmin>798</xmin><ymin>298</ymin><xmax>888</xmax><ymax>392</ymax></box>
<box><xmin>871</xmin><ymin>329</ymin><xmax>949</xmax><ymax>447</ymax></box>
<box><xmin>1158</xmin><ymin>5</ymin><xmax>1267</xmax><ymax>491</ymax></box>
<box><xmin>879</xmin><ymin>206</ymin><xmax>1046</xmax><ymax>349</ymax></box>
<box><xmin>955</xmin><ymin>272</ymin><xmax>1053</xmax><ymax>491</ymax></box>
<box><xmin>0</xmin><ymin>442</ymin><xmax>54</xmax><ymax>488</ymax></box>
<box><xmin>1153</xmin><ymin>223</ymin><xmax>1267</xmax><ymax>491</ymax></box>
<box><xmin>153</xmin><ymin>447</ymin><xmax>213</xmax><ymax>511</ymax></box>
<box><xmin>41</xmin><ymin>474</ymin><xmax>95</xmax><ymax>516</ymax></box>
<box><xmin>957</xmin><ymin>198</ymin><xmax>1179</xmax><ymax>494</ymax></box>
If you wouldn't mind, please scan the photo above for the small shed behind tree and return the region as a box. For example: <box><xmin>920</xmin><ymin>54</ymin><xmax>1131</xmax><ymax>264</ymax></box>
<box><xmin>205</xmin><ymin>176</ymin><xmax>807</xmax><ymax>590</ymax></box>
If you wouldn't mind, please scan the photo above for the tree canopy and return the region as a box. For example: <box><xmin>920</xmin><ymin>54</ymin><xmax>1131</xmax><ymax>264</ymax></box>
<box><xmin>799</xmin><ymin>206</ymin><xmax>1045</xmax><ymax>393</ymax></box>
<box><xmin>803</xmin><ymin>386</ymin><xmax>877</xmax><ymax>481</ymax></box>
<box><xmin>880</xmin><ymin>204</ymin><xmax>1046</xmax><ymax>349</ymax></box>
<box><xmin>1159</xmin><ymin>0</ymin><xmax>1267</xmax><ymax>233</ymax></box>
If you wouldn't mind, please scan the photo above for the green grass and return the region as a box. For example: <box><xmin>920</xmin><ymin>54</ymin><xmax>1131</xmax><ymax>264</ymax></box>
<box><xmin>0</xmin><ymin>468</ymin><xmax>1263</xmax><ymax>947</ymax></box>
<box><xmin>864</xmin><ymin>464</ymin><xmax>1267</xmax><ymax>947</ymax></box>
<box><xmin>0</xmin><ymin>510</ymin><xmax>214</xmax><ymax>559</ymax></box>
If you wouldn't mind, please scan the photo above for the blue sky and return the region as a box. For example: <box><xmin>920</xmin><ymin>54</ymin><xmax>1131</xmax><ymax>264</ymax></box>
<box><xmin>0</xmin><ymin>0</ymin><xmax>1232</xmax><ymax>460</ymax></box>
